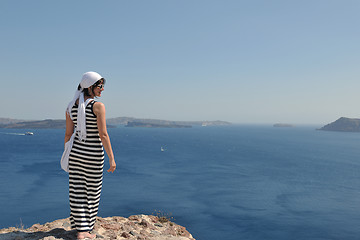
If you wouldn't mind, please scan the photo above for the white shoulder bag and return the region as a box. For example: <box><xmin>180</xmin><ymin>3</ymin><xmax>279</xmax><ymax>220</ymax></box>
<box><xmin>60</xmin><ymin>130</ymin><xmax>76</xmax><ymax>173</ymax></box>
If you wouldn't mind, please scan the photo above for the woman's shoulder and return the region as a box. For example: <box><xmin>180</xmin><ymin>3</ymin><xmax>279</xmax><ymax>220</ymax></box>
<box><xmin>93</xmin><ymin>101</ymin><xmax>106</xmax><ymax>115</ymax></box>
<box><xmin>93</xmin><ymin>101</ymin><xmax>105</xmax><ymax>107</ymax></box>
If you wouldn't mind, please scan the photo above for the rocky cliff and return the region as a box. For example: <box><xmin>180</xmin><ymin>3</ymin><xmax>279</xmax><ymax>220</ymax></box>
<box><xmin>0</xmin><ymin>215</ymin><xmax>195</xmax><ymax>240</ymax></box>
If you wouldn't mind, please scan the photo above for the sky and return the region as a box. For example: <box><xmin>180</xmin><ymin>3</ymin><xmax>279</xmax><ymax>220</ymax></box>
<box><xmin>1</xmin><ymin>0</ymin><xmax>360</xmax><ymax>124</ymax></box>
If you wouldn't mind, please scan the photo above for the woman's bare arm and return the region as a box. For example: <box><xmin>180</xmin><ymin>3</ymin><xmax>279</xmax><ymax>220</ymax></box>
<box><xmin>65</xmin><ymin>112</ymin><xmax>74</xmax><ymax>146</ymax></box>
<box><xmin>93</xmin><ymin>102</ymin><xmax>116</xmax><ymax>173</ymax></box>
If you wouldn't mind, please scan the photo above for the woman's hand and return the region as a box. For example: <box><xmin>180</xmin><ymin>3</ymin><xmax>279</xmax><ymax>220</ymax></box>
<box><xmin>107</xmin><ymin>160</ymin><xmax>116</xmax><ymax>173</ymax></box>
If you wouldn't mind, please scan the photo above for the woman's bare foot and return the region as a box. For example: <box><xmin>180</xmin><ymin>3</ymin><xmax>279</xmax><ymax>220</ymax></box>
<box><xmin>77</xmin><ymin>231</ymin><xmax>96</xmax><ymax>239</ymax></box>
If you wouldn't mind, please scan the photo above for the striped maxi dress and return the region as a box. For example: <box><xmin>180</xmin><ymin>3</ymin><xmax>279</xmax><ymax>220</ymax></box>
<box><xmin>68</xmin><ymin>100</ymin><xmax>104</xmax><ymax>232</ymax></box>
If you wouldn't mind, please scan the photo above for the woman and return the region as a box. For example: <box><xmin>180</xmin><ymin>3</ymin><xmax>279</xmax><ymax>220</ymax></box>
<box><xmin>64</xmin><ymin>71</ymin><xmax>116</xmax><ymax>240</ymax></box>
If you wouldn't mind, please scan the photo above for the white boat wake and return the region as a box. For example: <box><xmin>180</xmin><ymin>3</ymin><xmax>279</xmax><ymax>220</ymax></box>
<box><xmin>0</xmin><ymin>132</ymin><xmax>27</xmax><ymax>136</ymax></box>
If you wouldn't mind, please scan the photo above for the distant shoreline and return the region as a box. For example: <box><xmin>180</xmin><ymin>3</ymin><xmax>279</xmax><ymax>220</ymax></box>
<box><xmin>273</xmin><ymin>123</ymin><xmax>294</xmax><ymax>128</ymax></box>
<box><xmin>0</xmin><ymin>117</ymin><xmax>231</xmax><ymax>129</ymax></box>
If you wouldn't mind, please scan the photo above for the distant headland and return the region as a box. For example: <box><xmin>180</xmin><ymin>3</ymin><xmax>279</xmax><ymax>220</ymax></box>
<box><xmin>126</xmin><ymin>121</ymin><xmax>192</xmax><ymax>128</ymax></box>
<box><xmin>273</xmin><ymin>123</ymin><xmax>294</xmax><ymax>128</ymax></box>
<box><xmin>0</xmin><ymin>117</ymin><xmax>231</xmax><ymax>129</ymax></box>
<box><xmin>0</xmin><ymin>119</ymin><xmax>68</xmax><ymax>129</ymax></box>
<box><xmin>107</xmin><ymin>117</ymin><xmax>231</xmax><ymax>128</ymax></box>
<box><xmin>319</xmin><ymin>117</ymin><xmax>360</xmax><ymax>132</ymax></box>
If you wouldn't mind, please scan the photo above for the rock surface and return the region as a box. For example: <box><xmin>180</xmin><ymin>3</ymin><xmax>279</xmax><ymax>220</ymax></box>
<box><xmin>0</xmin><ymin>215</ymin><xmax>195</xmax><ymax>240</ymax></box>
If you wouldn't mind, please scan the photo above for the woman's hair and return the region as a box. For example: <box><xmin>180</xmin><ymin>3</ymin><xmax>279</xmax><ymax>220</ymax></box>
<box><xmin>77</xmin><ymin>78</ymin><xmax>106</xmax><ymax>97</ymax></box>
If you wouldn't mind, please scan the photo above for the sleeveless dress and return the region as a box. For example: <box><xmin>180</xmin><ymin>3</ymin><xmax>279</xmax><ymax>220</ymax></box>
<box><xmin>68</xmin><ymin>100</ymin><xmax>104</xmax><ymax>232</ymax></box>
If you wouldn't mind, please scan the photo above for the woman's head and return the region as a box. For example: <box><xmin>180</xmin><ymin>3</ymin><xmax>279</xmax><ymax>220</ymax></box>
<box><xmin>78</xmin><ymin>78</ymin><xmax>106</xmax><ymax>97</ymax></box>
<box><xmin>77</xmin><ymin>71</ymin><xmax>106</xmax><ymax>98</ymax></box>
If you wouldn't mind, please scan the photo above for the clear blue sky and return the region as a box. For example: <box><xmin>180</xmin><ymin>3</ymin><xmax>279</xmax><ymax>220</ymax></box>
<box><xmin>1</xmin><ymin>0</ymin><xmax>360</xmax><ymax>124</ymax></box>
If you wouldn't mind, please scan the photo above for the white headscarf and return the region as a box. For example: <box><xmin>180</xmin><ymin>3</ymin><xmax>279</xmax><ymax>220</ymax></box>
<box><xmin>66</xmin><ymin>71</ymin><xmax>103</xmax><ymax>141</ymax></box>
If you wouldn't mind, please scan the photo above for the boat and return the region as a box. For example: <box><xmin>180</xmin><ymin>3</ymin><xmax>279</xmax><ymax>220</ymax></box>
<box><xmin>161</xmin><ymin>146</ymin><xmax>165</xmax><ymax>152</ymax></box>
<box><xmin>25</xmin><ymin>132</ymin><xmax>34</xmax><ymax>135</ymax></box>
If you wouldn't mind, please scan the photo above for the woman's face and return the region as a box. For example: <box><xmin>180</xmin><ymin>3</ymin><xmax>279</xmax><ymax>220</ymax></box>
<box><xmin>90</xmin><ymin>81</ymin><xmax>104</xmax><ymax>97</ymax></box>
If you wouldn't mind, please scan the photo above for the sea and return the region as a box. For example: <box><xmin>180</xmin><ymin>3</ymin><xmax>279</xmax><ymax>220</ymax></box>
<box><xmin>1</xmin><ymin>125</ymin><xmax>360</xmax><ymax>240</ymax></box>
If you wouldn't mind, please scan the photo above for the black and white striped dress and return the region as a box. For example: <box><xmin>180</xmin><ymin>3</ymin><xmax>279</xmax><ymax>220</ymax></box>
<box><xmin>69</xmin><ymin>100</ymin><xmax>104</xmax><ymax>232</ymax></box>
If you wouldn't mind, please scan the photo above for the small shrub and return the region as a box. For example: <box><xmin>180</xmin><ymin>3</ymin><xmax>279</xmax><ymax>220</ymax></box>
<box><xmin>152</xmin><ymin>209</ymin><xmax>175</xmax><ymax>223</ymax></box>
<box><xmin>16</xmin><ymin>218</ymin><xmax>25</xmax><ymax>230</ymax></box>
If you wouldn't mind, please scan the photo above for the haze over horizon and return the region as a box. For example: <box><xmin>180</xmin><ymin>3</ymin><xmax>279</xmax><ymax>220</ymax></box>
<box><xmin>1</xmin><ymin>0</ymin><xmax>360</xmax><ymax>125</ymax></box>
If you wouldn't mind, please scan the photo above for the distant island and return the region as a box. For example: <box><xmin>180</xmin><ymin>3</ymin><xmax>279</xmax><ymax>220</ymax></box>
<box><xmin>126</xmin><ymin>121</ymin><xmax>192</xmax><ymax>128</ymax></box>
<box><xmin>0</xmin><ymin>118</ymin><xmax>24</xmax><ymax>125</ymax></box>
<box><xmin>107</xmin><ymin>117</ymin><xmax>231</xmax><ymax>127</ymax></box>
<box><xmin>318</xmin><ymin>117</ymin><xmax>360</xmax><ymax>132</ymax></box>
<box><xmin>0</xmin><ymin>117</ymin><xmax>231</xmax><ymax>129</ymax></box>
<box><xmin>0</xmin><ymin>119</ymin><xmax>66</xmax><ymax>129</ymax></box>
<box><xmin>273</xmin><ymin>123</ymin><xmax>294</xmax><ymax>128</ymax></box>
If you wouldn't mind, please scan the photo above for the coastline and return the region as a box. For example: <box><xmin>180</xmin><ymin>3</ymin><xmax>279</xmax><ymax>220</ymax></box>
<box><xmin>0</xmin><ymin>117</ymin><xmax>231</xmax><ymax>129</ymax></box>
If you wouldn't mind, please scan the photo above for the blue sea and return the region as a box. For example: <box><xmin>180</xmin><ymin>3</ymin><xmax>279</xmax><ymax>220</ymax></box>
<box><xmin>1</xmin><ymin>125</ymin><xmax>360</xmax><ymax>240</ymax></box>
